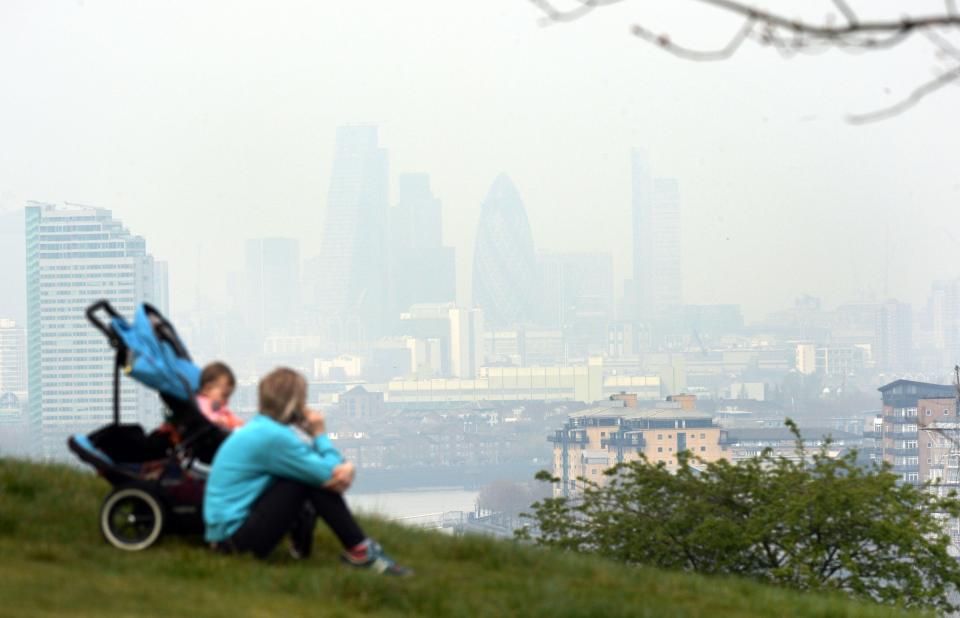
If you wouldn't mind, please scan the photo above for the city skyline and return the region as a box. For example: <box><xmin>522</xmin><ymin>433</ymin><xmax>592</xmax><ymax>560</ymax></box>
<box><xmin>1</xmin><ymin>2</ymin><xmax>954</xmax><ymax>326</ymax></box>
<box><xmin>3</xmin><ymin>144</ymin><xmax>955</xmax><ymax>343</ymax></box>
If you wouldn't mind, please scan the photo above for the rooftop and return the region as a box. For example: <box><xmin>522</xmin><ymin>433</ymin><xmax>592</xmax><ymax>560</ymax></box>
<box><xmin>726</xmin><ymin>427</ymin><xmax>861</xmax><ymax>442</ymax></box>
<box><xmin>570</xmin><ymin>404</ymin><xmax>713</xmax><ymax>421</ymax></box>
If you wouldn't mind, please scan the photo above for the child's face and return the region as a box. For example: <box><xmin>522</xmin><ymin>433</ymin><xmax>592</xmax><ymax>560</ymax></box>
<box><xmin>202</xmin><ymin>375</ymin><xmax>234</xmax><ymax>406</ymax></box>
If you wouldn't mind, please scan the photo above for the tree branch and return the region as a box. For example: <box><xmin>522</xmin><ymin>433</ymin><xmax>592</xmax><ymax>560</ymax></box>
<box><xmin>848</xmin><ymin>65</ymin><xmax>960</xmax><ymax>124</ymax></box>
<box><xmin>529</xmin><ymin>0</ymin><xmax>960</xmax><ymax>121</ymax></box>
<box><xmin>831</xmin><ymin>0</ymin><xmax>858</xmax><ymax>27</ymax></box>
<box><xmin>631</xmin><ymin>18</ymin><xmax>754</xmax><ymax>61</ymax></box>
<box><xmin>650</xmin><ymin>0</ymin><xmax>960</xmax><ymax>37</ymax></box>
<box><xmin>528</xmin><ymin>0</ymin><xmax>623</xmax><ymax>25</ymax></box>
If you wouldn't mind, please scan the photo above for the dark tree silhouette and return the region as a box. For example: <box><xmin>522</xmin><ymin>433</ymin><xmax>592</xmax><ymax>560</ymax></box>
<box><xmin>529</xmin><ymin>0</ymin><xmax>960</xmax><ymax>123</ymax></box>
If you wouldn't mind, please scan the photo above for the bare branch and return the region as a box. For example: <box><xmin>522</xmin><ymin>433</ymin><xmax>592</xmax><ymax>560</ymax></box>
<box><xmin>631</xmin><ymin>18</ymin><xmax>754</xmax><ymax>61</ymax></box>
<box><xmin>529</xmin><ymin>0</ymin><xmax>960</xmax><ymax>121</ymax></box>
<box><xmin>528</xmin><ymin>0</ymin><xmax>623</xmax><ymax>25</ymax></box>
<box><xmin>531</xmin><ymin>0</ymin><xmax>960</xmax><ymax>38</ymax></box>
<box><xmin>848</xmin><ymin>65</ymin><xmax>960</xmax><ymax>124</ymax></box>
<box><xmin>687</xmin><ymin>0</ymin><xmax>960</xmax><ymax>36</ymax></box>
<box><xmin>831</xmin><ymin>0</ymin><xmax>858</xmax><ymax>27</ymax></box>
<box><xmin>924</xmin><ymin>28</ymin><xmax>960</xmax><ymax>60</ymax></box>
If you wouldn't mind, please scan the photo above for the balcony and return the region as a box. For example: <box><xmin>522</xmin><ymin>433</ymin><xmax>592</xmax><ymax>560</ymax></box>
<box><xmin>887</xmin><ymin>448</ymin><xmax>919</xmax><ymax>457</ymax></box>
<box><xmin>882</xmin><ymin>432</ymin><xmax>919</xmax><ymax>440</ymax></box>
<box><xmin>547</xmin><ymin>430</ymin><xmax>589</xmax><ymax>445</ymax></box>
<box><xmin>602</xmin><ymin>434</ymin><xmax>646</xmax><ymax>449</ymax></box>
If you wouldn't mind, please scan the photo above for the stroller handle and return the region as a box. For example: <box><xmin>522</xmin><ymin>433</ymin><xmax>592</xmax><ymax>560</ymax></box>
<box><xmin>142</xmin><ymin>303</ymin><xmax>192</xmax><ymax>361</ymax></box>
<box><xmin>86</xmin><ymin>300</ymin><xmax>122</xmax><ymax>348</ymax></box>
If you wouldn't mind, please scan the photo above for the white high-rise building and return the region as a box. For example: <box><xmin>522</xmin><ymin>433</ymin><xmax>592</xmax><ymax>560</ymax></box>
<box><xmin>449</xmin><ymin>307</ymin><xmax>483</xmax><ymax>379</ymax></box>
<box><xmin>26</xmin><ymin>202</ymin><xmax>165</xmax><ymax>460</ymax></box>
<box><xmin>0</xmin><ymin>319</ymin><xmax>26</xmax><ymax>395</ymax></box>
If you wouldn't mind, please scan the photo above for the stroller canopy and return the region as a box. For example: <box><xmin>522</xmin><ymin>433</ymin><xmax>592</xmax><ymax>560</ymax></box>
<box><xmin>110</xmin><ymin>304</ymin><xmax>200</xmax><ymax>401</ymax></box>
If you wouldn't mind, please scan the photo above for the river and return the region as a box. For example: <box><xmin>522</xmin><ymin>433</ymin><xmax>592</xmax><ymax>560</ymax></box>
<box><xmin>347</xmin><ymin>487</ymin><xmax>480</xmax><ymax>520</ymax></box>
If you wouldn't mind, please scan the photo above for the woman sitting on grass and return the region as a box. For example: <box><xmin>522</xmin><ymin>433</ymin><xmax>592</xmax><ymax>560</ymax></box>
<box><xmin>203</xmin><ymin>367</ymin><xmax>410</xmax><ymax>575</ymax></box>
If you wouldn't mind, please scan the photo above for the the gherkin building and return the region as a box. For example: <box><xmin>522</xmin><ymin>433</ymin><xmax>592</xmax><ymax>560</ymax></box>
<box><xmin>471</xmin><ymin>174</ymin><xmax>540</xmax><ymax>327</ymax></box>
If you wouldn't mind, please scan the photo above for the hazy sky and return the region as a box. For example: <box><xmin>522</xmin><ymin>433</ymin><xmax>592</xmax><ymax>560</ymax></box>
<box><xmin>1</xmin><ymin>0</ymin><xmax>957</xmax><ymax>321</ymax></box>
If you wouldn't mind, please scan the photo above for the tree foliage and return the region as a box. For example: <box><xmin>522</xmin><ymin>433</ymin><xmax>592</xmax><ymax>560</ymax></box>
<box><xmin>517</xmin><ymin>420</ymin><xmax>960</xmax><ymax>613</ymax></box>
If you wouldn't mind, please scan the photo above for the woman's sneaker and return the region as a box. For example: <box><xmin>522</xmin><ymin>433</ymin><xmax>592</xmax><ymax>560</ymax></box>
<box><xmin>341</xmin><ymin>541</ymin><xmax>413</xmax><ymax>576</ymax></box>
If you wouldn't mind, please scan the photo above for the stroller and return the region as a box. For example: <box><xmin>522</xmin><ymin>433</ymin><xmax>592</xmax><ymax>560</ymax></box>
<box><xmin>68</xmin><ymin>300</ymin><xmax>229</xmax><ymax>551</ymax></box>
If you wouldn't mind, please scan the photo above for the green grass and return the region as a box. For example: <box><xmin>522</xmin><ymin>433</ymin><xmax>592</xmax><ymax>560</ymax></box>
<box><xmin>0</xmin><ymin>459</ymin><xmax>928</xmax><ymax>618</ymax></box>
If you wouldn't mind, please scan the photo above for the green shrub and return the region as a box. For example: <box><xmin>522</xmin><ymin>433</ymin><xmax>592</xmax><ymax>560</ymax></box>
<box><xmin>519</xmin><ymin>420</ymin><xmax>960</xmax><ymax>613</ymax></box>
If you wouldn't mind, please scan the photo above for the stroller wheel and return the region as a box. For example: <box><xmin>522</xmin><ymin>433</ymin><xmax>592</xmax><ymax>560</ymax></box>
<box><xmin>100</xmin><ymin>486</ymin><xmax>165</xmax><ymax>551</ymax></box>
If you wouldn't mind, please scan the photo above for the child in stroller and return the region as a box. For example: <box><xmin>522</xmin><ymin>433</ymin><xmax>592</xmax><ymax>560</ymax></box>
<box><xmin>196</xmin><ymin>362</ymin><xmax>245</xmax><ymax>431</ymax></box>
<box><xmin>68</xmin><ymin>300</ymin><xmax>229</xmax><ymax>551</ymax></box>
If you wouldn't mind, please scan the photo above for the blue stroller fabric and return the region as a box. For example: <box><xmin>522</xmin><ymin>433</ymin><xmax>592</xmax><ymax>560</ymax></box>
<box><xmin>110</xmin><ymin>304</ymin><xmax>200</xmax><ymax>401</ymax></box>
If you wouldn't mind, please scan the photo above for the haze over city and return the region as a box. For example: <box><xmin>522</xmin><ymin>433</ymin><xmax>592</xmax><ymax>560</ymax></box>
<box><xmin>2</xmin><ymin>0</ymin><xmax>957</xmax><ymax>325</ymax></box>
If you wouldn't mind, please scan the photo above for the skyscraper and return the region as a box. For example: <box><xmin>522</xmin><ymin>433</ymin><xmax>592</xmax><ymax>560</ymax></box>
<box><xmin>538</xmin><ymin>252</ymin><xmax>614</xmax><ymax>328</ymax></box>
<box><xmin>538</xmin><ymin>251</ymin><xmax>614</xmax><ymax>357</ymax></box>
<box><xmin>245</xmin><ymin>238</ymin><xmax>301</xmax><ymax>338</ymax></box>
<box><xmin>472</xmin><ymin>174</ymin><xmax>539</xmax><ymax>328</ymax></box>
<box><xmin>394</xmin><ymin>173</ymin><xmax>442</xmax><ymax>250</ymax></box>
<box><xmin>630</xmin><ymin>150</ymin><xmax>682</xmax><ymax>323</ymax></box>
<box><xmin>313</xmin><ymin>125</ymin><xmax>389</xmax><ymax>341</ymax></box>
<box><xmin>26</xmin><ymin>202</ymin><xmax>164</xmax><ymax>460</ymax></box>
<box><xmin>153</xmin><ymin>260</ymin><xmax>170</xmax><ymax>314</ymax></box>
<box><xmin>0</xmin><ymin>209</ymin><xmax>26</xmax><ymax>324</ymax></box>
<box><xmin>877</xmin><ymin>299</ymin><xmax>913</xmax><ymax>372</ymax></box>
<box><xmin>390</xmin><ymin>174</ymin><xmax>456</xmax><ymax>319</ymax></box>
<box><xmin>0</xmin><ymin>319</ymin><xmax>26</xmax><ymax>395</ymax></box>
<box><xmin>930</xmin><ymin>278</ymin><xmax>960</xmax><ymax>368</ymax></box>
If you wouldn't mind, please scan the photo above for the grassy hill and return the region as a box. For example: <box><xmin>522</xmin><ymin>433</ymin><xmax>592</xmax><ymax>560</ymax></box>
<box><xmin>0</xmin><ymin>459</ymin><xmax>929</xmax><ymax>618</ymax></box>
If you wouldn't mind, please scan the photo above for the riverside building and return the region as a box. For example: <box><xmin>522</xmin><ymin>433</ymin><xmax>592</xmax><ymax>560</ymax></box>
<box><xmin>878</xmin><ymin>379</ymin><xmax>955</xmax><ymax>485</ymax></box>
<box><xmin>548</xmin><ymin>394</ymin><xmax>726</xmax><ymax>497</ymax></box>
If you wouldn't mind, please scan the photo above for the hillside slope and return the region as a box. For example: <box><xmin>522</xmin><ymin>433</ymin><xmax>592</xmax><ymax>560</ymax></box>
<box><xmin>0</xmin><ymin>459</ymin><xmax>927</xmax><ymax>618</ymax></box>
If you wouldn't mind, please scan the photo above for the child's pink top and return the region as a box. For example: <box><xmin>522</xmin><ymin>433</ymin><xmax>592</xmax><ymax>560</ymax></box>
<box><xmin>197</xmin><ymin>394</ymin><xmax>245</xmax><ymax>430</ymax></box>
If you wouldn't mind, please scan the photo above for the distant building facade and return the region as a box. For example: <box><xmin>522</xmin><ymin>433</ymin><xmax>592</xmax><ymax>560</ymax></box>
<box><xmin>336</xmin><ymin>385</ymin><xmax>385</xmax><ymax>419</ymax></box>
<box><xmin>548</xmin><ymin>398</ymin><xmax>725</xmax><ymax>497</ymax></box>
<box><xmin>245</xmin><ymin>237</ymin><xmax>300</xmax><ymax>338</ymax></box>
<box><xmin>796</xmin><ymin>344</ymin><xmax>867</xmax><ymax>377</ymax></box>
<box><xmin>725</xmin><ymin>427</ymin><xmax>862</xmax><ymax>463</ymax></box>
<box><xmin>26</xmin><ymin>202</ymin><xmax>165</xmax><ymax>460</ymax></box>
<box><xmin>629</xmin><ymin>149</ymin><xmax>681</xmax><ymax>324</ymax></box>
<box><xmin>879</xmin><ymin>379</ymin><xmax>954</xmax><ymax>484</ymax></box>
<box><xmin>449</xmin><ymin>307</ymin><xmax>483</xmax><ymax>379</ymax></box>
<box><xmin>537</xmin><ymin>251</ymin><xmax>614</xmax><ymax>358</ymax></box>
<box><xmin>313</xmin><ymin>125</ymin><xmax>390</xmax><ymax>340</ymax></box>
<box><xmin>396</xmin><ymin>303</ymin><xmax>483</xmax><ymax>378</ymax></box>
<box><xmin>929</xmin><ymin>279</ymin><xmax>960</xmax><ymax>368</ymax></box>
<box><xmin>918</xmin><ymin>397</ymin><xmax>958</xmax><ymax>485</ymax></box>
<box><xmin>390</xmin><ymin>173</ymin><xmax>456</xmax><ymax>321</ymax></box>
<box><xmin>472</xmin><ymin>174</ymin><xmax>539</xmax><ymax>328</ymax></box>
<box><xmin>0</xmin><ymin>319</ymin><xmax>26</xmax><ymax>396</ymax></box>
<box><xmin>877</xmin><ymin>300</ymin><xmax>913</xmax><ymax>372</ymax></box>
<box><xmin>383</xmin><ymin>358</ymin><xmax>660</xmax><ymax>405</ymax></box>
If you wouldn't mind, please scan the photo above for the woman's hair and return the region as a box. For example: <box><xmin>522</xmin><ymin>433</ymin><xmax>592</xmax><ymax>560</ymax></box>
<box><xmin>200</xmin><ymin>361</ymin><xmax>236</xmax><ymax>389</ymax></box>
<box><xmin>259</xmin><ymin>367</ymin><xmax>307</xmax><ymax>424</ymax></box>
